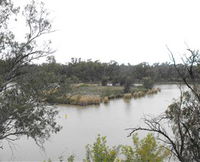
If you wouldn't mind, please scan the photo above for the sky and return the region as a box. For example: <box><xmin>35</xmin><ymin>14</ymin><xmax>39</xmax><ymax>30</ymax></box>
<box><xmin>19</xmin><ymin>0</ymin><xmax>200</xmax><ymax>65</ymax></box>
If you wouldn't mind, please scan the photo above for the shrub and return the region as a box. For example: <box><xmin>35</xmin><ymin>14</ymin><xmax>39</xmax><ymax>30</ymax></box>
<box><xmin>142</xmin><ymin>77</ymin><xmax>154</xmax><ymax>89</ymax></box>
<box><xmin>84</xmin><ymin>134</ymin><xmax>170</xmax><ymax>162</ymax></box>
<box><xmin>123</xmin><ymin>77</ymin><xmax>132</xmax><ymax>93</ymax></box>
<box><xmin>122</xmin><ymin>133</ymin><xmax>170</xmax><ymax>162</ymax></box>
<box><xmin>84</xmin><ymin>135</ymin><xmax>120</xmax><ymax>162</ymax></box>
<box><xmin>101</xmin><ymin>77</ymin><xmax>109</xmax><ymax>86</ymax></box>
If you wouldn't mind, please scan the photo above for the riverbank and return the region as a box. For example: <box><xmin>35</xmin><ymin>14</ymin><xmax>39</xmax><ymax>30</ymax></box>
<box><xmin>44</xmin><ymin>83</ymin><xmax>161</xmax><ymax>106</ymax></box>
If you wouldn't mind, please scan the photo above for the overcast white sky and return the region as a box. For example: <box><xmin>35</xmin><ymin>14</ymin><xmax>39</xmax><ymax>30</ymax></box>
<box><xmin>41</xmin><ymin>0</ymin><xmax>200</xmax><ymax>64</ymax></box>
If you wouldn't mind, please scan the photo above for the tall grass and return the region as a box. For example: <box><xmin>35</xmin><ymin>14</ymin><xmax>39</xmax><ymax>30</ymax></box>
<box><xmin>69</xmin><ymin>95</ymin><xmax>101</xmax><ymax>106</ymax></box>
<box><xmin>103</xmin><ymin>96</ymin><xmax>109</xmax><ymax>103</ymax></box>
<box><xmin>123</xmin><ymin>93</ymin><xmax>132</xmax><ymax>99</ymax></box>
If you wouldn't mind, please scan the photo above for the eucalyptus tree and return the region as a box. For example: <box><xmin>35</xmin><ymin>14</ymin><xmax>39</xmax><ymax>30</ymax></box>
<box><xmin>129</xmin><ymin>49</ymin><xmax>200</xmax><ymax>162</ymax></box>
<box><xmin>0</xmin><ymin>0</ymin><xmax>61</xmax><ymax>148</ymax></box>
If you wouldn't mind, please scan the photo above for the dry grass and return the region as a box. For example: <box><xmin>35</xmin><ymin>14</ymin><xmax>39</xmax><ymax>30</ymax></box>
<box><xmin>103</xmin><ymin>96</ymin><xmax>109</xmax><ymax>103</ymax></box>
<box><xmin>123</xmin><ymin>93</ymin><xmax>132</xmax><ymax>99</ymax></box>
<box><xmin>69</xmin><ymin>95</ymin><xmax>101</xmax><ymax>106</ymax></box>
<box><xmin>146</xmin><ymin>88</ymin><xmax>161</xmax><ymax>95</ymax></box>
<box><xmin>132</xmin><ymin>91</ymin><xmax>146</xmax><ymax>98</ymax></box>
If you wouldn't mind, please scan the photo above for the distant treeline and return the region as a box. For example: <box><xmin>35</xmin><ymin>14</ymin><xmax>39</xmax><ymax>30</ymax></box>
<box><xmin>26</xmin><ymin>57</ymin><xmax>200</xmax><ymax>86</ymax></box>
<box><xmin>2</xmin><ymin>57</ymin><xmax>199</xmax><ymax>87</ymax></box>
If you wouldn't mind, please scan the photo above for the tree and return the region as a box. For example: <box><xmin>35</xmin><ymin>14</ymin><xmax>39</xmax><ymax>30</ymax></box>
<box><xmin>142</xmin><ymin>77</ymin><xmax>154</xmax><ymax>89</ymax></box>
<box><xmin>128</xmin><ymin>49</ymin><xmax>200</xmax><ymax>162</ymax></box>
<box><xmin>123</xmin><ymin>76</ymin><xmax>132</xmax><ymax>93</ymax></box>
<box><xmin>0</xmin><ymin>0</ymin><xmax>61</xmax><ymax>147</ymax></box>
<box><xmin>101</xmin><ymin>76</ymin><xmax>109</xmax><ymax>86</ymax></box>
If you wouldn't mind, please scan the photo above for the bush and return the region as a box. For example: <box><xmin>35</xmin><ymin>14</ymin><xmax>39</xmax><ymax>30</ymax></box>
<box><xmin>84</xmin><ymin>135</ymin><xmax>120</xmax><ymax>162</ymax></box>
<box><xmin>101</xmin><ymin>77</ymin><xmax>109</xmax><ymax>86</ymax></box>
<box><xmin>142</xmin><ymin>77</ymin><xmax>154</xmax><ymax>89</ymax></box>
<box><xmin>123</xmin><ymin>77</ymin><xmax>132</xmax><ymax>93</ymax></box>
<box><xmin>122</xmin><ymin>133</ymin><xmax>170</xmax><ymax>162</ymax></box>
<box><xmin>84</xmin><ymin>134</ymin><xmax>170</xmax><ymax>162</ymax></box>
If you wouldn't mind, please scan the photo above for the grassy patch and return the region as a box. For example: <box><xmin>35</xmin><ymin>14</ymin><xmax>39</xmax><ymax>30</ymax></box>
<box><xmin>44</xmin><ymin>84</ymin><xmax>161</xmax><ymax>106</ymax></box>
<box><xmin>69</xmin><ymin>84</ymin><xmax>123</xmax><ymax>98</ymax></box>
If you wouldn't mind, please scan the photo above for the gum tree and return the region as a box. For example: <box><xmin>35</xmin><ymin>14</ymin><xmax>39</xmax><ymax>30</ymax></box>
<box><xmin>128</xmin><ymin>49</ymin><xmax>200</xmax><ymax>162</ymax></box>
<box><xmin>0</xmin><ymin>0</ymin><xmax>61</xmax><ymax>148</ymax></box>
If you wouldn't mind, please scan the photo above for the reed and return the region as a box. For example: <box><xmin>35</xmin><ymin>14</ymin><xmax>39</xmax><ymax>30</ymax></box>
<box><xmin>123</xmin><ymin>93</ymin><xmax>132</xmax><ymax>99</ymax></box>
<box><xmin>69</xmin><ymin>95</ymin><xmax>101</xmax><ymax>106</ymax></box>
<box><xmin>103</xmin><ymin>96</ymin><xmax>109</xmax><ymax>103</ymax></box>
<box><xmin>147</xmin><ymin>88</ymin><xmax>161</xmax><ymax>95</ymax></box>
<box><xmin>132</xmin><ymin>91</ymin><xmax>146</xmax><ymax>98</ymax></box>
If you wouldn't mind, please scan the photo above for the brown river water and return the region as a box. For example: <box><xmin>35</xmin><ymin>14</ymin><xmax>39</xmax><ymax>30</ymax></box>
<box><xmin>0</xmin><ymin>84</ymin><xmax>183</xmax><ymax>161</ymax></box>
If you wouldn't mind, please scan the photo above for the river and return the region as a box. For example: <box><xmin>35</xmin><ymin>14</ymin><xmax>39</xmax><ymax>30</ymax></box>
<box><xmin>0</xmin><ymin>84</ymin><xmax>183</xmax><ymax>161</ymax></box>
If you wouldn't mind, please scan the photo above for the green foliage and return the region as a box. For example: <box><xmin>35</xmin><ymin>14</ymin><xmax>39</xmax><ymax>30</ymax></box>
<box><xmin>34</xmin><ymin>57</ymin><xmax>186</xmax><ymax>89</ymax></box>
<box><xmin>126</xmin><ymin>133</ymin><xmax>169</xmax><ymax>162</ymax></box>
<box><xmin>84</xmin><ymin>135</ymin><xmax>119</xmax><ymax>162</ymax></box>
<box><xmin>67</xmin><ymin>155</ymin><xmax>75</xmax><ymax>162</ymax></box>
<box><xmin>84</xmin><ymin>134</ymin><xmax>169</xmax><ymax>162</ymax></box>
<box><xmin>121</xmin><ymin>145</ymin><xmax>135</xmax><ymax>162</ymax></box>
<box><xmin>142</xmin><ymin>77</ymin><xmax>154</xmax><ymax>89</ymax></box>
<box><xmin>121</xmin><ymin>134</ymin><xmax>170</xmax><ymax>162</ymax></box>
<box><xmin>123</xmin><ymin>77</ymin><xmax>132</xmax><ymax>93</ymax></box>
<box><xmin>101</xmin><ymin>77</ymin><xmax>109</xmax><ymax>86</ymax></box>
<box><xmin>45</xmin><ymin>134</ymin><xmax>169</xmax><ymax>162</ymax></box>
<box><xmin>101</xmin><ymin>86</ymin><xmax>123</xmax><ymax>98</ymax></box>
<box><xmin>0</xmin><ymin>0</ymin><xmax>61</xmax><ymax>146</ymax></box>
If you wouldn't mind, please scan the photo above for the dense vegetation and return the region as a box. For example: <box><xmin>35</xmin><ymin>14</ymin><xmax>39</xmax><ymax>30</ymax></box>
<box><xmin>46</xmin><ymin>133</ymin><xmax>170</xmax><ymax>162</ymax></box>
<box><xmin>5</xmin><ymin>56</ymin><xmax>195</xmax><ymax>106</ymax></box>
<box><xmin>28</xmin><ymin>57</ymin><xmax>200</xmax><ymax>86</ymax></box>
<box><xmin>2</xmin><ymin>55</ymin><xmax>200</xmax><ymax>106</ymax></box>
